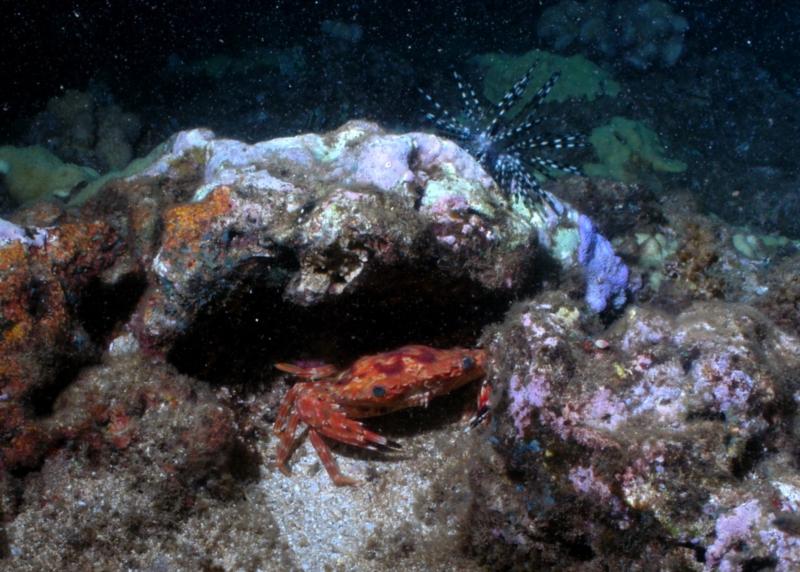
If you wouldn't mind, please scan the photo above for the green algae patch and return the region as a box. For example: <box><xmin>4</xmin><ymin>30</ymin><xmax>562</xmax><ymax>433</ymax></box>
<box><xmin>0</xmin><ymin>141</ymin><xmax>169</xmax><ymax>206</ymax></box>
<box><xmin>731</xmin><ymin>230</ymin><xmax>800</xmax><ymax>260</ymax></box>
<box><xmin>69</xmin><ymin>142</ymin><xmax>169</xmax><ymax>205</ymax></box>
<box><xmin>584</xmin><ymin>116</ymin><xmax>687</xmax><ymax>182</ymax></box>
<box><xmin>552</xmin><ymin>227</ymin><xmax>581</xmax><ymax>262</ymax></box>
<box><xmin>0</xmin><ymin>145</ymin><xmax>99</xmax><ymax>203</ymax></box>
<box><xmin>473</xmin><ymin>49</ymin><xmax>620</xmax><ymax>108</ymax></box>
<box><xmin>635</xmin><ymin>231</ymin><xmax>679</xmax><ymax>290</ymax></box>
<box><xmin>636</xmin><ymin>232</ymin><xmax>678</xmax><ymax>269</ymax></box>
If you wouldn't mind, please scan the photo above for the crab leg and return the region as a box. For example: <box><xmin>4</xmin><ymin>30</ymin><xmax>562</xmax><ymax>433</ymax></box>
<box><xmin>274</xmin><ymin>411</ymin><xmax>304</xmax><ymax>476</ymax></box>
<box><xmin>309</xmin><ymin>429</ymin><xmax>359</xmax><ymax>486</ymax></box>
<box><xmin>315</xmin><ymin>410</ymin><xmax>401</xmax><ymax>452</ymax></box>
<box><xmin>273</xmin><ymin>384</ymin><xmax>301</xmax><ymax>434</ymax></box>
<box><xmin>274</xmin><ymin>385</ymin><xmax>310</xmax><ymax>475</ymax></box>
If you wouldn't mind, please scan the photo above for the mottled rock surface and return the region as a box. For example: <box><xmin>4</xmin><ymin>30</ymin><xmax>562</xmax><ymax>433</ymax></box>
<box><xmin>478</xmin><ymin>294</ymin><xmax>800</xmax><ymax>569</ymax></box>
<box><xmin>1</xmin><ymin>121</ymin><xmax>798</xmax><ymax>571</ymax></box>
<box><xmin>129</xmin><ymin>122</ymin><xmax>627</xmax><ymax>352</ymax></box>
<box><xmin>0</xmin><ymin>215</ymin><xmax>121</xmax><ymax>472</ymax></box>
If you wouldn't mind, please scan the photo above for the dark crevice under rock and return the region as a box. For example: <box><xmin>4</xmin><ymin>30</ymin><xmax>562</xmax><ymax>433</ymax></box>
<box><xmin>25</xmin><ymin>272</ymin><xmax>148</xmax><ymax>420</ymax></box>
<box><xmin>29</xmin><ymin>357</ymin><xmax>95</xmax><ymax>419</ymax></box>
<box><xmin>168</xmin><ymin>257</ymin><xmax>542</xmax><ymax>387</ymax></box>
<box><xmin>0</xmin><ymin>517</ymin><xmax>8</xmax><ymax>560</ymax></box>
<box><xmin>77</xmin><ymin>272</ymin><xmax>148</xmax><ymax>344</ymax></box>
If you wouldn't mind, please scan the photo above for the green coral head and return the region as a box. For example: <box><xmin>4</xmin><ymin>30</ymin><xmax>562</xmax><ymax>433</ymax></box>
<box><xmin>474</xmin><ymin>49</ymin><xmax>621</xmax><ymax>109</ymax></box>
<box><xmin>584</xmin><ymin>116</ymin><xmax>687</xmax><ymax>182</ymax></box>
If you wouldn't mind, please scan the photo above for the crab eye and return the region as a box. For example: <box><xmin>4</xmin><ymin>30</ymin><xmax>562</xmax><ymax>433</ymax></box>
<box><xmin>372</xmin><ymin>386</ymin><xmax>386</xmax><ymax>398</ymax></box>
<box><xmin>462</xmin><ymin>356</ymin><xmax>476</xmax><ymax>371</ymax></box>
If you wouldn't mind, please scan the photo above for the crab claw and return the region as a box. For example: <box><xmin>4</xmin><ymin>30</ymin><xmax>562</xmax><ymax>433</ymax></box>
<box><xmin>467</xmin><ymin>404</ymin><xmax>491</xmax><ymax>430</ymax></box>
<box><xmin>375</xmin><ymin>438</ymin><xmax>402</xmax><ymax>451</ymax></box>
<box><xmin>275</xmin><ymin>361</ymin><xmax>339</xmax><ymax>380</ymax></box>
<box><xmin>466</xmin><ymin>379</ymin><xmax>492</xmax><ymax>430</ymax></box>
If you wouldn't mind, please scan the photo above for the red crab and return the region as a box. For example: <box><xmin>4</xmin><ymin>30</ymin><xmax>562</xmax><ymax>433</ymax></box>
<box><xmin>273</xmin><ymin>344</ymin><xmax>487</xmax><ymax>486</ymax></box>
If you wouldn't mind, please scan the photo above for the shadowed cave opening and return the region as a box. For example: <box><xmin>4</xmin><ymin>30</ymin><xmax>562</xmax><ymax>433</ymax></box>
<box><xmin>167</xmin><ymin>255</ymin><xmax>552</xmax><ymax>388</ymax></box>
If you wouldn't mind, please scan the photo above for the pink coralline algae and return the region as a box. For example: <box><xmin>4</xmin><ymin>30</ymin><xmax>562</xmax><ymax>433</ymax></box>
<box><xmin>351</xmin><ymin>136</ymin><xmax>418</xmax><ymax>190</ymax></box>
<box><xmin>691</xmin><ymin>353</ymin><xmax>756</xmax><ymax>414</ymax></box>
<box><xmin>705</xmin><ymin>500</ymin><xmax>763</xmax><ymax>570</ymax></box>
<box><xmin>508</xmin><ymin>372</ymin><xmax>550</xmax><ymax>437</ymax></box>
<box><xmin>0</xmin><ymin>217</ymin><xmax>47</xmax><ymax>247</ymax></box>
<box><xmin>759</xmin><ymin>526</ymin><xmax>800</xmax><ymax>572</ymax></box>
<box><xmin>569</xmin><ymin>465</ymin><xmax>629</xmax><ymax>522</ymax></box>
<box><xmin>569</xmin><ymin>465</ymin><xmax>610</xmax><ymax>497</ymax></box>
<box><xmin>584</xmin><ymin>387</ymin><xmax>627</xmax><ymax>431</ymax></box>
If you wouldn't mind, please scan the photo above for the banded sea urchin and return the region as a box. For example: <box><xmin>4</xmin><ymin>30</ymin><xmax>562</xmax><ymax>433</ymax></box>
<box><xmin>420</xmin><ymin>64</ymin><xmax>585</xmax><ymax>209</ymax></box>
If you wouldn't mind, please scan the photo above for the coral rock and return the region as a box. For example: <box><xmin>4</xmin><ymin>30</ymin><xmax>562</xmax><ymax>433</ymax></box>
<box><xmin>477</xmin><ymin>294</ymin><xmax>800</xmax><ymax>568</ymax></box>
